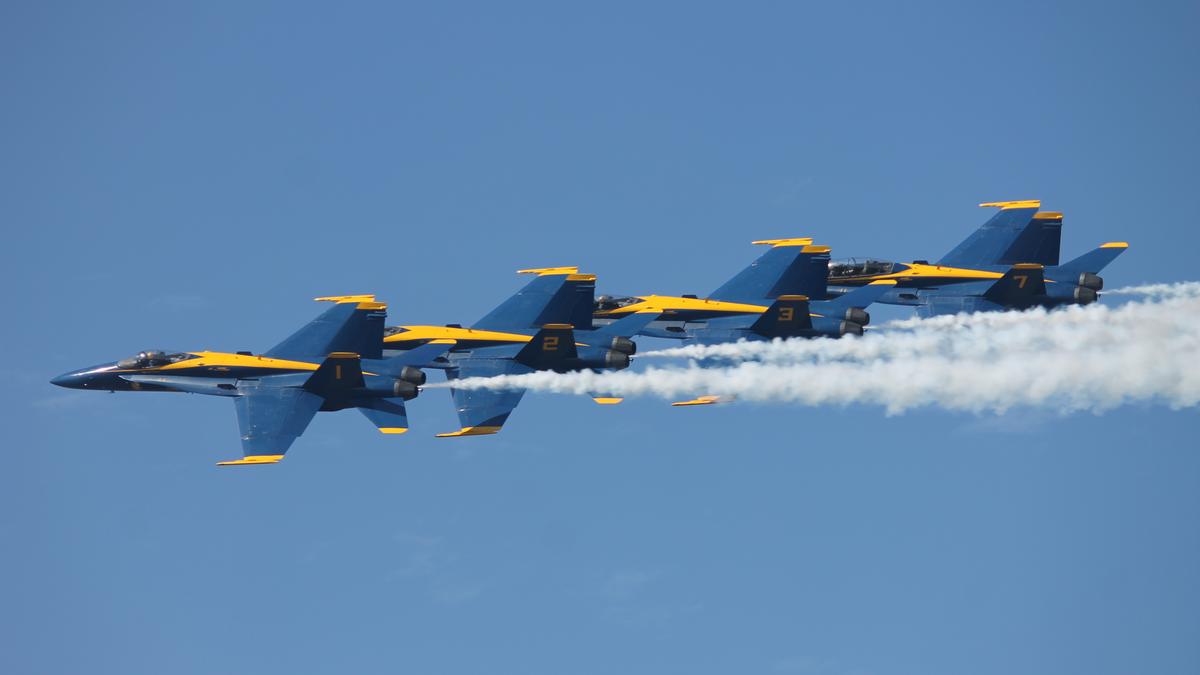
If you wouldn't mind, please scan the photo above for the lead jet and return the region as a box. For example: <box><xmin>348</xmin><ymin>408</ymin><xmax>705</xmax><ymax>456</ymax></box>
<box><xmin>382</xmin><ymin>268</ymin><xmax>659</xmax><ymax>437</ymax></box>
<box><xmin>825</xmin><ymin>200</ymin><xmax>1129</xmax><ymax>317</ymax></box>
<box><xmin>50</xmin><ymin>295</ymin><xmax>448</xmax><ymax>465</ymax></box>
<box><xmin>591</xmin><ymin>238</ymin><xmax>895</xmax><ymax>405</ymax></box>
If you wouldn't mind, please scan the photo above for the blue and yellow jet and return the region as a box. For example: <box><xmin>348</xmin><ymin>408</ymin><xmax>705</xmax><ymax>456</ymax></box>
<box><xmin>50</xmin><ymin>296</ymin><xmax>449</xmax><ymax>465</ymax></box>
<box><xmin>382</xmin><ymin>268</ymin><xmax>660</xmax><ymax>436</ymax></box>
<box><xmin>826</xmin><ymin>200</ymin><xmax>1128</xmax><ymax>317</ymax></box>
<box><xmin>591</xmin><ymin>238</ymin><xmax>896</xmax><ymax>405</ymax></box>
<box><xmin>593</xmin><ymin>237</ymin><xmax>895</xmax><ymax>340</ymax></box>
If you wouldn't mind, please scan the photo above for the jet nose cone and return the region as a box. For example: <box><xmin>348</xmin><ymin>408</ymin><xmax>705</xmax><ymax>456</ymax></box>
<box><xmin>51</xmin><ymin>371</ymin><xmax>80</xmax><ymax>388</ymax></box>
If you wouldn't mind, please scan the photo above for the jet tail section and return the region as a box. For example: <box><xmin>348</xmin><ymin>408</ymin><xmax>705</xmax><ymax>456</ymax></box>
<box><xmin>514</xmin><ymin>324</ymin><xmax>578</xmax><ymax>368</ymax></box>
<box><xmin>473</xmin><ymin>268</ymin><xmax>596</xmax><ymax>332</ymax></box>
<box><xmin>708</xmin><ymin>240</ymin><xmax>831</xmax><ymax>304</ymax></box>
<box><xmin>303</xmin><ymin>352</ymin><xmax>365</xmax><ymax>393</ymax></box>
<box><xmin>1021</xmin><ymin>211</ymin><xmax>1063</xmax><ymax>266</ymax></box>
<box><xmin>749</xmin><ymin>295</ymin><xmax>814</xmax><ymax>338</ymax></box>
<box><xmin>265</xmin><ymin>296</ymin><xmax>387</xmax><ymax>361</ymax></box>
<box><xmin>937</xmin><ymin>201</ymin><xmax>1044</xmax><ymax>267</ymax></box>
<box><xmin>983</xmin><ymin>264</ymin><xmax>1047</xmax><ymax>306</ymax></box>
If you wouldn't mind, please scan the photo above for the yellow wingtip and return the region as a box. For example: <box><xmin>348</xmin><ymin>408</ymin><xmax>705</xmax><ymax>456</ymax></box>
<box><xmin>751</xmin><ymin>237</ymin><xmax>814</xmax><ymax>247</ymax></box>
<box><xmin>671</xmin><ymin>395</ymin><xmax>722</xmax><ymax>407</ymax></box>
<box><xmin>516</xmin><ymin>266</ymin><xmax>579</xmax><ymax>276</ymax></box>
<box><xmin>435</xmin><ymin>426</ymin><xmax>502</xmax><ymax>438</ymax></box>
<box><xmin>593</xmin><ymin>397</ymin><xmax>624</xmax><ymax>405</ymax></box>
<box><xmin>378</xmin><ymin>427</ymin><xmax>409</xmax><ymax>435</ymax></box>
<box><xmin>979</xmin><ymin>199</ymin><xmax>1041</xmax><ymax>209</ymax></box>
<box><xmin>216</xmin><ymin>454</ymin><xmax>284</xmax><ymax>466</ymax></box>
<box><xmin>312</xmin><ymin>294</ymin><xmax>381</xmax><ymax>309</ymax></box>
<box><xmin>1100</xmin><ymin>241</ymin><xmax>1130</xmax><ymax>249</ymax></box>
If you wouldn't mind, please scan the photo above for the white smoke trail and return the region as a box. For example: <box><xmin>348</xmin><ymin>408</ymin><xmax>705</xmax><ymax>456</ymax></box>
<box><xmin>436</xmin><ymin>283</ymin><xmax>1200</xmax><ymax>414</ymax></box>
<box><xmin>1103</xmin><ymin>281</ymin><xmax>1200</xmax><ymax>299</ymax></box>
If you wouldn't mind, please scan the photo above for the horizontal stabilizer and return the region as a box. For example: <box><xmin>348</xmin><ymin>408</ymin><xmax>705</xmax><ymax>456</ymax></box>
<box><xmin>358</xmin><ymin>397</ymin><xmax>410</xmax><ymax>434</ymax></box>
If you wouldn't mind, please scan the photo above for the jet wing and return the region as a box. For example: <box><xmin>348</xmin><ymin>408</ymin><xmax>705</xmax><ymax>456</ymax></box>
<box><xmin>983</xmin><ymin>263</ymin><xmax>1046</xmax><ymax>307</ymax></box>
<box><xmin>217</xmin><ymin>387</ymin><xmax>325</xmax><ymax>466</ymax></box>
<box><xmin>437</xmin><ymin>358</ymin><xmax>532</xmax><ymax>437</ymax></box>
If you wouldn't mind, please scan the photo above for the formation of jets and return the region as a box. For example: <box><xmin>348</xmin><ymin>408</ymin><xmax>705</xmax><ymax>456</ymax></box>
<box><xmin>52</xmin><ymin>200</ymin><xmax>1126</xmax><ymax>464</ymax></box>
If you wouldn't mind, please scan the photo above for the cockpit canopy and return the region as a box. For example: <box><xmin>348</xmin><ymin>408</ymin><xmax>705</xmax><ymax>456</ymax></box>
<box><xmin>594</xmin><ymin>295</ymin><xmax>642</xmax><ymax>312</ymax></box>
<box><xmin>828</xmin><ymin>258</ymin><xmax>902</xmax><ymax>279</ymax></box>
<box><xmin>116</xmin><ymin>351</ymin><xmax>198</xmax><ymax>370</ymax></box>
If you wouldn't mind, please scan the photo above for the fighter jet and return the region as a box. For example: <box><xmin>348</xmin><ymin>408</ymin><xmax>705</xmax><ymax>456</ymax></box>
<box><xmin>590</xmin><ymin>238</ymin><xmax>895</xmax><ymax>406</ymax></box>
<box><xmin>592</xmin><ymin>238</ymin><xmax>895</xmax><ymax>341</ymax></box>
<box><xmin>50</xmin><ymin>295</ymin><xmax>448</xmax><ymax>465</ymax></box>
<box><xmin>825</xmin><ymin>200</ymin><xmax>1128</xmax><ymax>317</ymax></box>
<box><xmin>382</xmin><ymin>268</ymin><xmax>659</xmax><ymax>436</ymax></box>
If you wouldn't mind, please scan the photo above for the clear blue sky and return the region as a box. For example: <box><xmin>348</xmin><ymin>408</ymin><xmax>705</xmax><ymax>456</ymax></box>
<box><xmin>3</xmin><ymin>2</ymin><xmax>1198</xmax><ymax>674</ymax></box>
